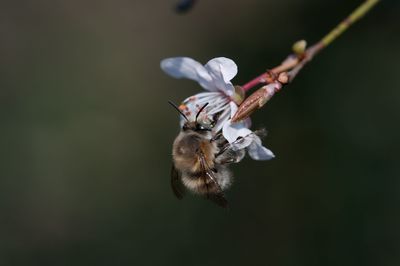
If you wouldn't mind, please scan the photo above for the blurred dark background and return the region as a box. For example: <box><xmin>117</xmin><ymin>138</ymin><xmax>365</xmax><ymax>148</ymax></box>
<box><xmin>0</xmin><ymin>0</ymin><xmax>399</xmax><ymax>265</ymax></box>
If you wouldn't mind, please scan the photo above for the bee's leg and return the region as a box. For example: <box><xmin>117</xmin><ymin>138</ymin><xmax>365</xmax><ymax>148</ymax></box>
<box><xmin>215</xmin><ymin>149</ymin><xmax>245</xmax><ymax>165</ymax></box>
<box><xmin>217</xmin><ymin>143</ymin><xmax>229</xmax><ymax>156</ymax></box>
<box><xmin>211</xmin><ymin>132</ymin><xmax>228</xmax><ymax>150</ymax></box>
<box><xmin>210</xmin><ymin>132</ymin><xmax>223</xmax><ymax>142</ymax></box>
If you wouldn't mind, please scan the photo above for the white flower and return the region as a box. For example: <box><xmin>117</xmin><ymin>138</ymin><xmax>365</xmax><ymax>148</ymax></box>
<box><xmin>161</xmin><ymin>57</ymin><xmax>239</xmax><ymax>132</ymax></box>
<box><xmin>223</xmin><ymin>102</ymin><xmax>275</xmax><ymax>161</ymax></box>
<box><xmin>161</xmin><ymin>56</ymin><xmax>274</xmax><ymax>161</ymax></box>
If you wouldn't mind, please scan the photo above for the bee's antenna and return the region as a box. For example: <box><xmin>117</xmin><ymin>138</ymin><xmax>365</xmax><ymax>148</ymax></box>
<box><xmin>168</xmin><ymin>101</ymin><xmax>189</xmax><ymax>121</ymax></box>
<box><xmin>195</xmin><ymin>102</ymin><xmax>209</xmax><ymax>122</ymax></box>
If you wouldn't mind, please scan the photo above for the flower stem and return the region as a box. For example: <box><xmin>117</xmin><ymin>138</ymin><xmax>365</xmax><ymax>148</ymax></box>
<box><xmin>233</xmin><ymin>0</ymin><xmax>380</xmax><ymax>122</ymax></box>
<box><xmin>320</xmin><ymin>0</ymin><xmax>380</xmax><ymax>47</ymax></box>
<box><xmin>241</xmin><ymin>0</ymin><xmax>380</xmax><ymax>92</ymax></box>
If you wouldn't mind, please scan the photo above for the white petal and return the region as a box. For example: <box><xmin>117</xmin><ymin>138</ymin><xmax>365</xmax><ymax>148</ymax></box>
<box><xmin>160</xmin><ymin>57</ymin><xmax>217</xmax><ymax>91</ymax></box>
<box><xmin>222</xmin><ymin>120</ymin><xmax>253</xmax><ymax>143</ymax></box>
<box><xmin>229</xmin><ymin>101</ymin><xmax>238</xmax><ymax>117</ymax></box>
<box><xmin>221</xmin><ymin>102</ymin><xmax>253</xmax><ymax>143</ymax></box>
<box><xmin>230</xmin><ymin>134</ymin><xmax>254</xmax><ymax>150</ymax></box>
<box><xmin>205</xmin><ymin>57</ymin><xmax>237</xmax><ymax>81</ymax></box>
<box><xmin>178</xmin><ymin>92</ymin><xmax>230</xmax><ymax>126</ymax></box>
<box><xmin>204</xmin><ymin>57</ymin><xmax>237</xmax><ymax>96</ymax></box>
<box><xmin>247</xmin><ymin>137</ymin><xmax>275</xmax><ymax>160</ymax></box>
<box><xmin>243</xmin><ymin>118</ymin><xmax>252</xmax><ymax>128</ymax></box>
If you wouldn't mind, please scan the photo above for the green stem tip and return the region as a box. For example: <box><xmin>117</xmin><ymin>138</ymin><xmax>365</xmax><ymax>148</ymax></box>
<box><xmin>320</xmin><ymin>0</ymin><xmax>380</xmax><ymax>47</ymax></box>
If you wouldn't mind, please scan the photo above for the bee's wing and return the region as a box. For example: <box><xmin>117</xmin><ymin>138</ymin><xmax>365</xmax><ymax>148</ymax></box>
<box><xmin>204</xmin><ymin>171</ymin><xmax>229</xmax><ymax>208</ymax></box>
<box><xmin>198</xmin><ymin>153</ymin><xmax>229</xmax><ymax>208</ymax></box>
<box><xmin>171</xmin><ymin>164</ymin><xmax>185</xmax><ymax>199</ymax></box>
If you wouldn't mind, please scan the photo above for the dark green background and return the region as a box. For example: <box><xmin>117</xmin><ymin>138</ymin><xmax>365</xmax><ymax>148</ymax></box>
<box><xmin>1</xmin><ymin>0</ymin><xmax>399</xmax><ymax>265</ymax></box>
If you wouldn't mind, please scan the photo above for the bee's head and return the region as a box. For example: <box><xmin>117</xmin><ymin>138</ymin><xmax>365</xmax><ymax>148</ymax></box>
<box><xmin>168</xmin><ymin>101</ymin><xmax>213</xmax><ymax>133</ymax></box>
<box><xmin>182</xmin><ymin>121</ymin><xmax>212</xmax><ymax>132</ymax></box>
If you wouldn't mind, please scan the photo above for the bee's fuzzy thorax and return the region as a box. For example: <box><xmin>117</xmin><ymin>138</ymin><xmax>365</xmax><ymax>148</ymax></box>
<box><xmin>172</xmin><ymin>131</ymin><xmax>217</xmax><ymax>173</ymax></box>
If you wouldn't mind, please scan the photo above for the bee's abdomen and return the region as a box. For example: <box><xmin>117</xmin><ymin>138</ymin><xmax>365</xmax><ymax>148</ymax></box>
<box><xmin>181</xmin><ymin>171</ymin><xmax>220</xmax><ymax>194</ymax></box>
<box><xmin>181</xmin><ymin>166</ymin><xmax>232</xmax><ymax>194</ymax></box>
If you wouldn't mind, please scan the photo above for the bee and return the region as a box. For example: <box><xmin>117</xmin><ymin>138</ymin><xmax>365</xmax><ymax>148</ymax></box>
<box><xmin>169</xmin><ymin>101</ymin><xmax>245</xmax><ymax>208</ymax></box>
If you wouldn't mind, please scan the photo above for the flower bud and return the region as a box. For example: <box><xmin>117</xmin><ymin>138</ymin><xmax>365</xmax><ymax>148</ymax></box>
<box><xmin>278</xmin><ymin>72</ymin><xmax>289</xmax><ymax>84</ymax></box>
<box><xmin>292</xmin><ymin>40</ymin><xmax>307</xmax><ymax>56</ymax></box>
<box><xmin>231</xmin><ymin>83</ymin><xmax>281</xmax><ymax>122</ymax></box>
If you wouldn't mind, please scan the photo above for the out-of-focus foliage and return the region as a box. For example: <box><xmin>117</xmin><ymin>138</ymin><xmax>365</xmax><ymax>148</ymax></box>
<box><xmin>0</xmin><ymin>0</ymin><xmax>399</xmax><ymax>265</ymax></box>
